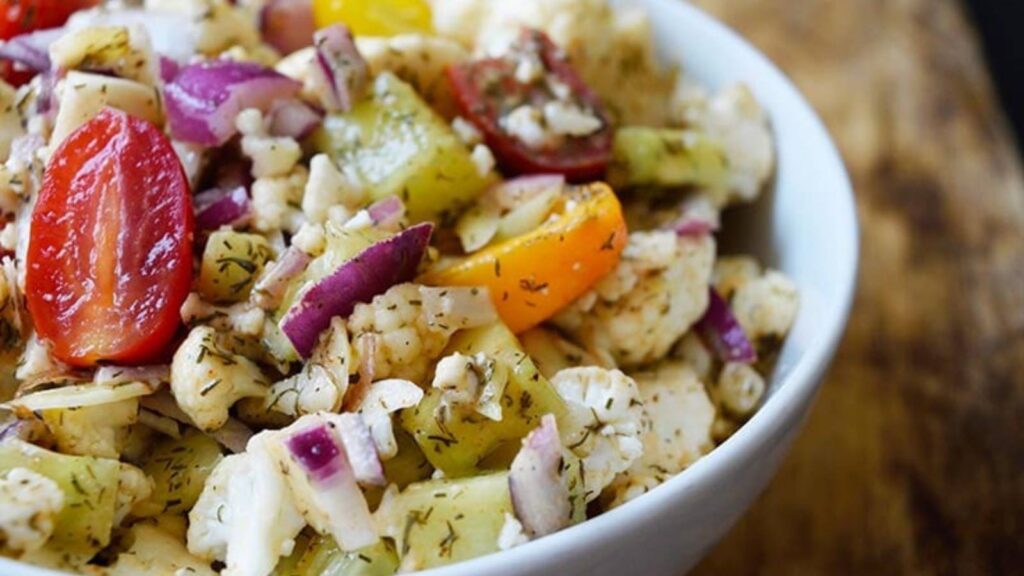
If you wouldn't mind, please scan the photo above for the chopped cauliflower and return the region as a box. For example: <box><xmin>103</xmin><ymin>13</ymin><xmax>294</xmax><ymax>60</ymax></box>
<box><xmin>187</xmin><ymin>442</ymin><xmax>304</xmax><ymax>576</ymax></box>
<box><xmin>731</xmin><ymin>271</ymin><xmax>799</xmax><ymax>342</ymax></box>
<box><xmin>246</xmin><ymin>318</ymin><xmax>352</xmax><ymax>419</ymax></box>
<box><xmin>713</xmin><ymin>255</ymin><xmax>763</xmax><ymax>300</ymax></box>
<box><xmin>554</xmin><ymin>232</ymin><xmax>715</xmax><ymax>367</ymax></box>
<box><xmin>432</xmin><ymin>352</ymin><xmax>509</xmax><ymax>421</ymax></box>
<box><xmin>171</xmin><ymin>326</ymin><xmax>269</xmax><ymax>431</ymax></box>
<box><xmin>683</xmin><ymin>85</ymin><xmax>774</xmax><ymax>206</ymax></box>
<box><xmin>0</xmin><ymin>468</ymin><xmax>64</xmax><ymax>553</ymax></box>
<box><xmin>180</xmin><ymin>292</ymin><xmax>267</xmax><ymax>337</ymax></box>
<box><xmin>605</xmin><ymin>362</ymin><xmax>715</xmax><ymax>508</ymax></box>
<box><xmin>113</xmin><ymin>463</ymin><xmax>154</xmax><ymax>525</ymax></box>
<box><xmin>671</xmin><ymin>333</ymin><xmax>714</xmax><ymax>383</ymax></box>
<box><xmin>145</xmin><ymin>0</ymin><xmax>260</xmax><ymax>56</ymax></box>
<box><xmin>302</xmin><ymin>154</ymin><xmax>365</xmax><ymax>224</ymax></box>
<box><xmin>550</xmin><ymin>367</ymin><xmax>645</xmax><ymax>501</ymax></box>
<box><xmin>355</xmin><ymin>34</ymin><xmax>469</xmax><ymax>119</ymax></box>
<box><xmin>237</xmin><ymin>109</ymin><xmax>302</xmax><ymax>179</ymax></box>
<box><xmin>250</xmin><ymin>165</ymin><xmax>308</xmax><ymax>234</ymax></box>
<box><xmin>716</xmin><ymin>362</ymin><xmax>766</xmax><ymax>419</ymax></box>
<box><xmin>105</xmin><ymin>524</ymin><xmax>216</xmax><ymax>576</ymax></box>
<box><xmin>354</xmin><ymin>378</ymin><xmax>424</xmax><ymax>459</ymax></box>
<box><xmin>348</xmin><ymin>283</ymin><xmax>460</xmax><ymax>384</ymax></box>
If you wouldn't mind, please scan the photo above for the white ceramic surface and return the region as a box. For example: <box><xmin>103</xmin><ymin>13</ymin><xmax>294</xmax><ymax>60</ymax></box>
<box><xmin>1</xmin><ymin>1</ymin><xmax>858</xmax><ymax>575</ymax></box>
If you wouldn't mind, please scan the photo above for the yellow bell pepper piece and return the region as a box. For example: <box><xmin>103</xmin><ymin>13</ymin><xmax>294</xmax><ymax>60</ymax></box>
<box><xmin>421</xmin><ymin>182</ymin><xmax>628</xmax><ymax>333</ymax></box>
<box><xmin>313</xmin><ymin>0</ymin><xmax>433</xmax><ymax>36</ymax></box>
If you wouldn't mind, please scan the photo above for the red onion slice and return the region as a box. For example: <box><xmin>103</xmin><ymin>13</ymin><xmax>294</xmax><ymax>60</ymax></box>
<box><xmin>310</xmin><ymin>24</ymin><xmax>368</xmax><ymax>113</ymax></box>
<box><xmin>281</xmin><ymin>421</ymin><xmax>379</xmax><ymax>550</ymax></box>
<box><xmin>509</xmin><ymin>414</ymin><xmax>571</xmax><ymax>538</ymax></box>
<box><xmin>260</xmin><ymin>0</ymin><xmax>316</xmax><ymax>56</ymax></box>
<box><xmin>159</xmin><ymin>56</ymin><xmax>180</xmax><ymax>83</ymax></box>
<box><xmin>366</xmin><ymin>196</ymin><xmax>405</xmax><ymax>230</ymax></box>
<box><xmin>268</xmin><ymin>99</ymin><xmax>323</xmax><ymax>140</ymax></box>
<box><xmin>94</xmin><ymin>365</ymin><xmax>170</xmax><ymax>386</ymax></box>
<box><xmin>0</xmin><ymin>27</ymin><xmax>63</xmax><ymax>73</ymax></box>
<box><xmin>334</xmin><ymin>413</ymin><xmax>386</xmax><ymax>487</ymax></box>
<box><xmin>252</xmin><ymin>246</ymin><xmax>311</xmax><ymax>310</ymax></box>
<box><xmin>696</xmin><ymin>287</ymin><xmax>757</xmax><ymax>364</ymax></box>
<box><xmin>280</xmin><ymin>223</ymin><xmax>433</xmax><ymax>358</ymax></box>
<box><xmin>164</xmin><ymin>59</ymin><xmax>301</xmax><ymax>146</ymax></box>
<box><xmin>195</xmin><ymin>186</ymin><xmax>252</xmax><ymax>231</ymax></box>
<box><xmin>673</xmin><ymin>217</ymin><xmax>717</xmax><ymax>237</ymax></box>
<box><xmin>139</xmin><ymin>392</ymin><xmax>253</xmax><ymax>453</ymax></box>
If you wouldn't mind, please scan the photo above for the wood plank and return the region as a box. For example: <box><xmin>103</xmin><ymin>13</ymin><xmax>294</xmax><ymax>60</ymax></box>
<box><xmin>688</xmin><ymin>0</ymin><xmax>1024</xmax><ymax>573</ymax></box>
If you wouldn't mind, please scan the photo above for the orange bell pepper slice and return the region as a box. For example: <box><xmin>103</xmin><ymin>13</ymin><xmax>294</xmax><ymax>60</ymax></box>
<box><xmin>421</xmin><ymin>182</ymin><xmax>628</xmax><ymax>333</ymax></box>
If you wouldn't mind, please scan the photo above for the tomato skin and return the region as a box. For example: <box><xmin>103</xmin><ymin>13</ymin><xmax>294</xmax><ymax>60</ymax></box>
<box><xmin>0</xmin><ymin>0</ymin><xmax>97</xmax><ymax>40</ymax></box>
<box><xmin>448</xmin><ymin>29</ymin><xmax>612</xmax><ymax>182</ymax></box>
<box><xmin>26</xmin><ymin>108</ymin><xmax>193</xmax><ymax>367</ymax></box>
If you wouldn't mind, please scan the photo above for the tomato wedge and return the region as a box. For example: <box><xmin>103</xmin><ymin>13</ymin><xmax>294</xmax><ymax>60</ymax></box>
<box><xmin>448</xmin><ymin>29</ymin><xmax>612</xmax><ymax>182</ymax></box>
<box><xmin>0</xmin><ymin>0</ymin><xmax>98</xmax><ymax>85</ymax></box>
<box><xmin>26</xmin><ymin>108</ymin><xmax>193</xmax><ymax>367</ymax></box>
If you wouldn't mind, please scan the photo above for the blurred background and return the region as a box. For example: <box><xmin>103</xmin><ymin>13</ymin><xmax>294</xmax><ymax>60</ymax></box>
<box><xmin>686</xmin><ymin>0</ymin><xmax>1024</xmax><ymax>573</ymax></box>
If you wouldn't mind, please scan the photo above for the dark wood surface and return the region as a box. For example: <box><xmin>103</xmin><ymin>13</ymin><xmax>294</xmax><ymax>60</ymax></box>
<box><xmin>688</xmin><ymin>0</ymin><xmax>1024</xmax><ymax>573</ymax></box>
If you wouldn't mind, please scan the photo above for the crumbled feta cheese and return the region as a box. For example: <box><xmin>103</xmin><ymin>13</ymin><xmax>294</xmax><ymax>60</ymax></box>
<box><xmin>251</xmin><ymin>166</ymin><xmax>308</xmax><ymax>234</ymax></box>
<box><xmin>500</xmin><ymin>105</ymin><xmax>548</xmax><ymax>150</ymax></box>
<box><xmin>354</xmin><ymin>378</ymin><xmax>424</xmax><ymax>459</ymax></box>
<box><xmin>470</xmin><ymin>143</ymin><xmax>496</xmax><ymax>177</ymax></box>
<box><xmin>237</xmin><ymin>109</ymin><xmax>302</xmax><ymax>179</ymax></box>
<box><xmin>302</xmin><ymin>154</ymin><xmax>365</xmax><ymax>224</ymax></box>
<box><xmin>451</xmin><ymin>116</ymin><xmax>483</xmax><ymax>146</ymax></box>
<box><xmin>542</xmin><ymin>101</ymin><xmax>602</xmax><ymax>137</ymax></box>
<box><xmin>290</xmin><ymin>222</ymin><xmax>326</xmax><ymax>256</ymax></box>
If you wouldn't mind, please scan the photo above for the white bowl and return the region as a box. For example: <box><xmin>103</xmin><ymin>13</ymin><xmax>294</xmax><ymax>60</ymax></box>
<box><xmin>1</xmin><ymin>1</ymin><xmax>857</xmax><ymax>575</ymax></box>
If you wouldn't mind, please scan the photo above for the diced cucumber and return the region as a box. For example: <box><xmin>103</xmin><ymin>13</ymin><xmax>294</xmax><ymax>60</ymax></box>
<box><xmin>377</xmin><ymin>474</ymin><xmax>513</xmax><ymax>571</ymax></box>
<box><xmin>311</xmin><ymin>73</ymin><xmax>493</xmax><ymax>224</ymax></box>
<box><xmin>400</xmin><ymin>323</ymin><xmax>581</xmax><ymax>477</ymax></box>
<box><xmin>365</xmin><ymin>428</ymin><xmax>434</xmax><ymax>510</ymax></box>
<box><xmin>287</xmin><ymin>536</ymin><xmax>398</xmax><ymax>576</ymax></box>
<box><xmin>609</xmin><ymin>127</ymin><xmax>727</xmax><ymax>189</ymax></box>
<box><xmin>199</xmin><ymin>230</ymin><xmax>276</xmax><ymax>303</ymax></box>
<box><xmin>137</xmin><ymin>429</ymin><xmax>224</xmax><ymax>517</ymax></box>
<box><xmin>0</xmin><ymin>439</ymin><xmax>121</xmax><ymax>556</ymax></box>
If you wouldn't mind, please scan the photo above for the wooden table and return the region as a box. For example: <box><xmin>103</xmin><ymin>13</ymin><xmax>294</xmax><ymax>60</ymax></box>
<box><xmin>687</xmin><ymin>0</ymin><xmax>1024</xmax><ymax>573</ymax></box>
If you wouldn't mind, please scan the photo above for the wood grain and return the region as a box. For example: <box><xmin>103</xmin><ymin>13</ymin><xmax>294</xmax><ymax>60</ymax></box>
<box><xmin>687</xmin><ymin>0</ymin><xmax>1024</xmax><ymax>573</ymax></box>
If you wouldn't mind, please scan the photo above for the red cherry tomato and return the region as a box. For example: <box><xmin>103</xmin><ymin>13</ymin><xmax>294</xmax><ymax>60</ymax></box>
<box><xmin>26</xmin><ymin>108</ymin><xmax>193</xmax><ymax>367</ymax></box>
<box><xmin>447</xmin><ymin>29</ymin><xmax>612</xmax><ymax>182</ymax></box>
<box><xmin>0</xmin><ymin>0</ymin><xmax>97</xmax><ymax>40</ymax></box>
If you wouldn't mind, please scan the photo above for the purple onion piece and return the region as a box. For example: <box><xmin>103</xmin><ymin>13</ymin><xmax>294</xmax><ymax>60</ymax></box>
<box><xmin>159</xmin><ymin>56</ymin><xmax>180</xmax><ymax>84</ymax></box>
<box><xmin>252</xmin><ymin>247</ymin><xmax>311</xmax><ymax>310</ymax></box>
<box><xmin>285</xmin><ymin>423</ymin><xmax>344</xmax><ymax>483</ymax></box>
<box><xmin>366</xmin><ymin>196</ymin><xmax>405</xmax><ymax>229</ymax></box>
<box><xmin>0</xmin><ymin>27</ymin><xmax>64</xmax><ymax>73</ymax></box>
<box><xmin>696</xmin><ymin>287</ymin><xmax>757</xmax><ymax>364</ymax></box>
<box><xmin>673</xmin><ymin>216</ymin><xmax>717</xmax><ymax>238</ymax></box>
<box><xmin>335</xmin><ymin>413</ymin><xmax>386</xmax><ymax>487</ymax></box>
<box><xmin>280</xmin><ymin>223</ymin><xmax>434</xmax><ymax>358</ymax></box>
<box><xmin>509</xmin><ymin>414</ymin><xmax>571</xmax><ymax>538</ymax></box>
<box><xmin>194</xmin><ymin>186</ymin><xmax>252</xmax><ymax>231</ymax></box>
<box><xmin>268</xmin><ymin>99</ymin><xmax>323</xmax><ymax>140</ymax></box>
<box><xmin>164</xmin><ymin>59</ymin><xmax>301</xmax><ymax>146</ymax></box>
<box><xmin>311</xmin><ymin>24</ymin><xmax>368</xmax><ymax>113</ymax></box>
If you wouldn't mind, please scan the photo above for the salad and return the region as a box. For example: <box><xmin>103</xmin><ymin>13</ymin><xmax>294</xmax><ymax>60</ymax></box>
<box><xmin>0</xmin><ymin>0</ymin><xmax>800</xmax><ymax>574</ymax></box>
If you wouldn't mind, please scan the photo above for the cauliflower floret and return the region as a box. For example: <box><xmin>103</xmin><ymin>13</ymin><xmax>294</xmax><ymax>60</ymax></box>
<box><xmin>554</xmin><ymin>232</ymin><xmax>715</xmax><ymax>367</ymax></box>
<box><xmin>355</xmin><ymin>34</ymin><xmax>469</xmax><ymax>119</ymax></box>
<box><xmin>550</xmin><ymin>367</ymin><xmax>645</xmax><ymax>502</ymax></box>
<box><xmin>716</xmin><ymin>362</ymin><xmax>766</xmax><ymax>419</ymax></box>
<box><xmin>180</xmin><ymin>293</ymin><xmax>267</xmax><ymax>337</ymax></box>
<box><xmin>348</xmin><ymin>283</ymin><xmax>459</xmax><ymax>384</ymax></box>
<box><xmin>15</xmin><ymin>333</ymin><xmax>66</xmax><ymax>383</ymax></box>
<box><xmin>188</xmin><ymin>442</ymin><xmax>304</xmax><ymax>576</ymax></box>
<box><xmin>605</xmin><ymin>362</ymin><xmax>715</xmax><ymax>508</ymax></box>
<box><xmin>713</xmin><ymin>255</ymin><xmax>762</xmax><ymax>300</ymax></box>
<box><xmin>671</xmin><ymin>332</ymin><xmax>714</xmax><ymax>383</ymax></box>
<box><xmin>731</xmin><ymin>271</ymin><xmax>799</xmax><ymax>342</ymax></box>
<box><xmin>432</xmin><ymin>352</ymin><xmax>509</xmax><ymax>421</ymax></box>
<box><xmin>354</xmin><ymin>378</ymin><xmax>424</xmax><ymax>459</ymax></box>
<box><xmin>246</xmin><ymin>318</ymin><xmax>353</xmax><ymax>419</ymax></box>
<box><xmin>519</xmin><ymin>326</ymin><xmax>607</xmax><ymax>380</ymax></box>
<box><xmin>237</xmin><ymin>109</ymin><xmax>302</xmax><ymax>179</ymax></box>
<box><xmin>0</xmin><ymin>468</ymin><xmax>64</xmax><ymax>553</ymax></box>
<box><xmin>302</xmin><ymin>154</ymin><xmax>365</xmax><ymax>224</ymax></box>
<box><xmin>106</xmin><ymin>524</ymin><xmax>216</xmax><ymax>576</ymax></box>
<box><xmin>250</xmin><ymin>165</ymin><xmax>308</xmax><ymax>234</ymax></box>
<box><xmin>683</xmin><ymin>85</ymin><xmax>774</xmax><ymax>206</ymax></box>
<box><xmin>171</xmin><ymin>326</ymin><xmax>269</xmax><ymax>431</ymax></box>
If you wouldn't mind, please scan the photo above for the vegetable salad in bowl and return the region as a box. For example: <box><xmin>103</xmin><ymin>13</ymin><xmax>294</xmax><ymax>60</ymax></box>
<box><xmin>0</xmin><ymin>0</ymin><xmax>799</xmax><ymax>574</ymax></box>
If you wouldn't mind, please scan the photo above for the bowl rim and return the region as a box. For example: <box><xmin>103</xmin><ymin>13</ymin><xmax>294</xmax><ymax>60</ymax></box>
<box><xmin>0</xmin><ymin>2</ymin><xmax>858</xmax><ymax>575</ymax></box>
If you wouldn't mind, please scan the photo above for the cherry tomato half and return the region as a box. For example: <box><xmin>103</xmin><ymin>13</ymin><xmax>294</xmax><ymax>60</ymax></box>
<box><xmin>0</xmin><ymin>0</ymin><xmax>98</xmax><ymax>84</ymax></box>
<box><xmin>448</xmin><ymin>29</ymin><xmax>613</xmax><ymax>182</ymax></box>
<box><xmin>26</xmin><ymin>108</ymin><xmax>193</xmax><ymax>367</ymax></box>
